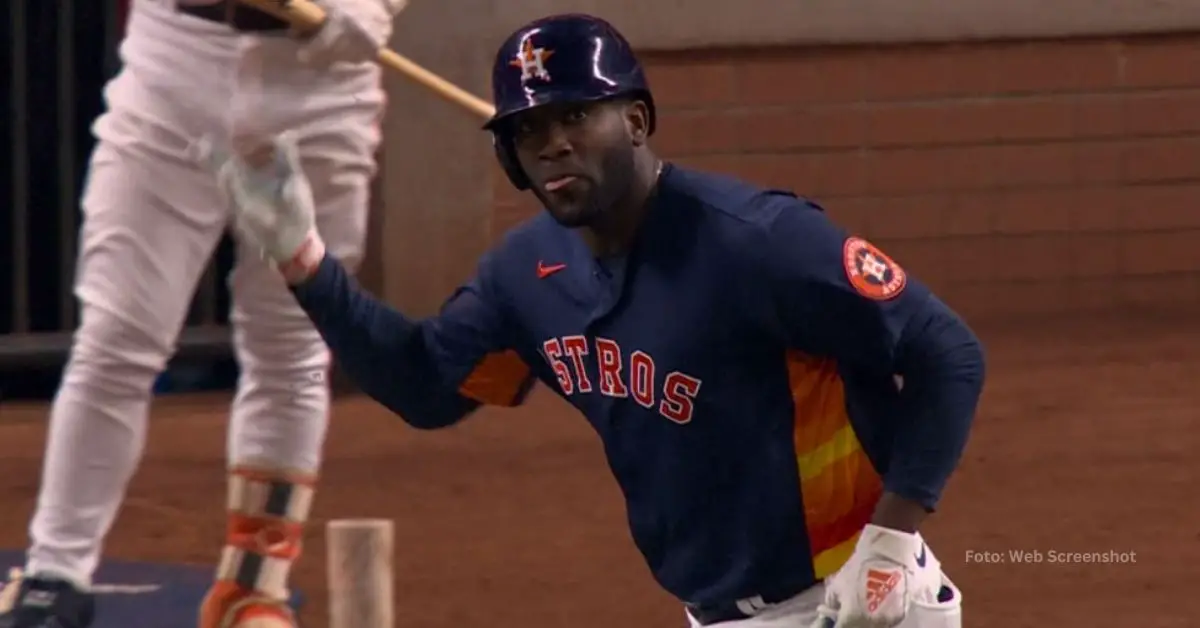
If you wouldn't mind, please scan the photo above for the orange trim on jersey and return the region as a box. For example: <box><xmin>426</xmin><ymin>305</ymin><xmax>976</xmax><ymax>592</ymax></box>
<box><xmin>787</xmin><ymin>351</ymin><xmax>883</xmax><ymax>580</ymax></box>
<box><xmin>458</xmin><ymin>350</ymin><xmax>532</xmax><ymax>407</ymax></box>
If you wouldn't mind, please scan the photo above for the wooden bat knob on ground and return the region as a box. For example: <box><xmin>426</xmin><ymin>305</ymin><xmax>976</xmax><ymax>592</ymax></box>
<box><xmin>326</xmin><ymin>519</ymin><xmax>395</xmax><ymax>628</ymax></box>
<box><xmin>236</xmin><ymin>0</ymin><xmax>496</xmax><ymax>119</ymax></box>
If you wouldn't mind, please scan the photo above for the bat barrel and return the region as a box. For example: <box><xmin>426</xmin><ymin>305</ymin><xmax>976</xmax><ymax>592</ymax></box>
<box><xmin>326</xmin><ymin>518</ymin><xmax>395</xmax><ymax>628</ymax></box>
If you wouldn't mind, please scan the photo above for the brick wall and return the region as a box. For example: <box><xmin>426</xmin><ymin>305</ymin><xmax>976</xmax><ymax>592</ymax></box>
<box><xmin>492</xmin><ymin>34</ymin><xmax>1200</xmax><ymax>320</ymax></box>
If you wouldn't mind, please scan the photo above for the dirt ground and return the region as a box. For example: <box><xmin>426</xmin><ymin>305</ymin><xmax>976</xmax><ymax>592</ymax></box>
<box><xmin>0</xmin><ymin>317</ymin><xmax>1196</xmax><ymax>627</ymax></box>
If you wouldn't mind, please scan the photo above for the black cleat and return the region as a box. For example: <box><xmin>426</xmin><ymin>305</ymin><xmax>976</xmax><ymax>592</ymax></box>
<box><xmin>0</xmin><ymin>575</ymin><xmax>95</xmax><ymax>628</ymax></box>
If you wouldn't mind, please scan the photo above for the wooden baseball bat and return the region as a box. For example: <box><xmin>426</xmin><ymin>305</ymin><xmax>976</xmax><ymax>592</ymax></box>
<box><xmin>327</xmin><ymin>519</ymin><xmax>395</xmax><ymax>628</ymax></box>
<box><xmin>238</xmin><ymin>0</ymin><xmax>497</xmax><ymax>119</ymax></box>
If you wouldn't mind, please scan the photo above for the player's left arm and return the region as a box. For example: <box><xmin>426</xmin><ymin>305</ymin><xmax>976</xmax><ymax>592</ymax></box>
<box><xmin>757</xmin><ymin>194</ymin><xmax>986</xmax><ymax>529</ymax></box>
<box><xmin>760</xmin><ymin>194</ymin><xmax>980</xmax><ymax>627</ymax></box>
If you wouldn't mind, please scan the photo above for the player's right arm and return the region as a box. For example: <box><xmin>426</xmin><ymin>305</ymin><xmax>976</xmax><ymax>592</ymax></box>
<box><xmin>289</xmin><ymin>251</ymin><xmax>534</xmax><ymax>430</ymax></box>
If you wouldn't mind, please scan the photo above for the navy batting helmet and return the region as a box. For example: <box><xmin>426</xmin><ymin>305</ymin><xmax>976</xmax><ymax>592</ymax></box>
<box><xmin>484</xmin><ymin>14</ymin><xmax>656</xmax><ymax>190</ymax></box>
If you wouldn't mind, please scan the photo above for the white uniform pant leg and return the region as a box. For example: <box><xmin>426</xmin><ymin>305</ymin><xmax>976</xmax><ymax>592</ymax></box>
<box><xmin>26</xmin><ymin>114</ymin><xmax>229</xmax><ymax>587</ymax></box>
<box><xmin>224</xmin><ymin>103</ymin><xmax>376</xmax><ymax>475</ymax></box>
<box><xmin>685</xmin><ymin>586</ymin><xmax>825</xmax><ymax>628</ymax></box>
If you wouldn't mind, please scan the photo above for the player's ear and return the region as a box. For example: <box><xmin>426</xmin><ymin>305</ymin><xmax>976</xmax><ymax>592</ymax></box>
<box><xmin>624</xmin><ymin>100</ymin><xmax>649</xmax><ymax>146</ymax></box>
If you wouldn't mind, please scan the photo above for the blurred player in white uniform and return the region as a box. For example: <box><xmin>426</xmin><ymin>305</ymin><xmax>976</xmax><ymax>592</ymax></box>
<box><xmin>0</xmin><ymin>1</ymin><xmax>406</xmax><ymax>626</ymax></box>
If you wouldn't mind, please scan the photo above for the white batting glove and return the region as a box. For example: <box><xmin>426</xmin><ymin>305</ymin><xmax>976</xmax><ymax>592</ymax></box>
<box><xmin>810</xmin><ymin>525</ymin><xmax>944</xmax><ymax>628</ymax></box>
<box><xmin>295</xmin><ymin>0</ymin><xmax>408</xmax><ymax>67</ymax></box>
<box><xmin>214</xmin><ymin>133</ymin><xmax>327</xmax><ymax>284</ymax></box>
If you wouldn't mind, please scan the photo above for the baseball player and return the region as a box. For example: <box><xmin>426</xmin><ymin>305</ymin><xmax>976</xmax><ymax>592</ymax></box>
<box><xmin>216</xmin><ymin>13</ymin><xmax>984</xmax><ymax>628</ymax></box>
<box><xmin>0</xmin><ymin>1</ymin><xmax>408</xmax><ymax>627</ymax></box>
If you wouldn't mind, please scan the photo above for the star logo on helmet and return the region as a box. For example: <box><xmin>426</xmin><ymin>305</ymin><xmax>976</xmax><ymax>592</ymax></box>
<box><xmin>510</xmin><ymin>38</ymin><xmax>554</xmax><ymax>83</ymax></box>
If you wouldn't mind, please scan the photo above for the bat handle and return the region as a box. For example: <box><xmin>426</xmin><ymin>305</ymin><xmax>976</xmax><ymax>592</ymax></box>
<box><xmin>283</xmin><ymin>0</ymin><xmax>327</xmax><ymax>30</ymax></box>
<box><xmin>377</xmin><ymin>50</ymin><xmax>496</xmax><ymax>119</ymax></box>
<box><xmin>235</xmin><ymin>0</ymin><xmax>496</xmax><ymax>120</ymax></box>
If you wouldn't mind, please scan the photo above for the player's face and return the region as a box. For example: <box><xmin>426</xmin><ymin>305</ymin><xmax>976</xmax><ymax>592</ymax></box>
<box><xmin>511</xmin><ymin>99</ymin><xmax>646</xmax><ymax>227</ymax></box>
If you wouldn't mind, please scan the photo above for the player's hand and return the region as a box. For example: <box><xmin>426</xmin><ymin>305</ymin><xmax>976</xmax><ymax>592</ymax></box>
<box><xmin>295</xmin><ymin>0</ymin><xmax>407</xmax><ymax>67</ymax></box>
<box><xmin>214</xmin><ymin>133</ymin><xmax>326</xmax><ymax>284</ymax></box>
<box><xmin>810</xmin><ymin>525</ymin><xmax>944</xmax><ymax>628</ymax></box>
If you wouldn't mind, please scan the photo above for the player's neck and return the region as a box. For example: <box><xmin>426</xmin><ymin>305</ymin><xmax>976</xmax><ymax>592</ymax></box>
<box><xmin>582</xmin><ymin>153</ymin><xmax>662</xmax><ymax>257</ymax></box>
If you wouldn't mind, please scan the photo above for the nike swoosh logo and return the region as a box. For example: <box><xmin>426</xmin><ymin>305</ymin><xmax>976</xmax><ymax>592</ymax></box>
<box><xmin>915</xmin><ymin>544</ymin><xmax>927</xmax><ymax>568</ymax></box>
<box><xmin>537</xmin><ymin>261</ymin><xmax>566</xmax><ymax>279</ymax></box>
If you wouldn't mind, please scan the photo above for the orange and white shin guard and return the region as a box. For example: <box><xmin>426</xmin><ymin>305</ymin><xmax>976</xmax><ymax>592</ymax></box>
<box><xmin>198</xmin><ymin>466</ymin><xmax>316</xmax><ymax>628</ymax></box>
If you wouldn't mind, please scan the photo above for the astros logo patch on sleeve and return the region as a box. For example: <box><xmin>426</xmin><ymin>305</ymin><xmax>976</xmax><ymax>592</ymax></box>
<box><xmin>843</xmin><ymin>237</ymin><xmax>907</xmax><ymax>300</ymax></box>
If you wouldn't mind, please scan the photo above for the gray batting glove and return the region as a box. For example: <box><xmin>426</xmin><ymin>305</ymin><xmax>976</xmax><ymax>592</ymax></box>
<box><xmin>215</xmin><ymin>133</ymin><xmax>327</xmax><ymax>284</ymax></box>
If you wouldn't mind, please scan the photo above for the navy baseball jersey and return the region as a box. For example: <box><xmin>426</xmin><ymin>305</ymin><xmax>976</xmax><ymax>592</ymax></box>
<box><xmin>292</xmin><ymin>163</ymin><xmax>984</xmax><ymax>607</ymax></box>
